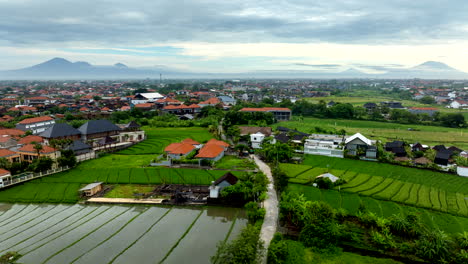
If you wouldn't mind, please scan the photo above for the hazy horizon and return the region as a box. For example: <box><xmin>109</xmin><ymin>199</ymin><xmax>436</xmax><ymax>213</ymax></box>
<box><xmin>2</xmin><ymin>0</ymin><xmax>468</xmax><ymax>74</ymax></box>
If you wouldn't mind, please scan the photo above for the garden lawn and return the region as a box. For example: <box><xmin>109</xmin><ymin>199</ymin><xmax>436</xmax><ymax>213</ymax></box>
<box><xmin>104</xmin><ymin>185</ymin><xmax>156</xmax><ymax>198</ymax></box>
<box><xmin>214</xmin><ymin>156</ymin><xmax>256</xmax><ymax>170</ymax></box>
<box><xmin>273</xmin><ymin>117</ymin><xmax>468</xmax><ymax>149</ymax></box>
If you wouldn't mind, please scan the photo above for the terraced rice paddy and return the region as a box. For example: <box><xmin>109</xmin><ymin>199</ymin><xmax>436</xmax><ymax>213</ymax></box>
<box><xmin>288</xmin><ymin>184</ymin><xmax>468</xmax><ymax>234</ymax></box>
<box><xmin>280</xmin><ymin>155</ymin><xmax>468</xmax><ymax>217</ymax></box>
<box><xmin>0</xmin><ymin>204</ymin><xmax>246</xmax><ymax>264</ymax></box>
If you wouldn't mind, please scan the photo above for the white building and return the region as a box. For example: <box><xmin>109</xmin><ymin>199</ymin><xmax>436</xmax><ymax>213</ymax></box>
<box><xmin>251</xmin><ymin>132</ymin><xmax>265</xmax><ymax>149</ymax></box>
<box><xmin>304</xmin><ymin>134</ymin><xmax>345</xmax><ymax>158</ymax></box>
<box><xmin>131</xmin><ymin>93</ymin><xmax>164</xmax><ymax>105</ymax></box>
<box><xmin>450</xmin><ymin>100</ymin><xmax>468</xmax><ymax>109</ymax></box>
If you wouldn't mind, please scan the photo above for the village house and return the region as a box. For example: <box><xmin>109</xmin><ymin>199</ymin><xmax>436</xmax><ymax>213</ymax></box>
<box><xmin>78</xmin><ymin>120</ymin><xmax>121</xmax><ymax>145</ymax></box>
<box><xmin>118</xmin><ymin>121</ymin><xmax>145</xmax><ymax>142</ymax></box>
<box><xmin>209</xmin><ymin>172</ymin><xmax>238</xmax><ymax>198</ymax></box>
<box><xmin>195</xmin><ymin>144</ymin><xmax>225</xmax><ymax>162</ymax></box>
<box><xmin>449</xmin><ymin>99</ymin><xmax>468</xmax><ymax>109</ymax></box>
<box><xmin>131</xmin><ymin>93</ymin><xmax>164</xmax><ymax>105</ymax></box>
<box><xmin>218</xmin><ymin>96</ymin><xmax>236</xmax><ymax>105</ymax></box>
<box><xmin>17</xmin><ymin>144</ymin><xmax>60</xmax><ymax>164</ymax></box>
<box><xmin>66</xmin><ymin>140</ymin><xmax>95</xmax><ymax>162</ymax></box>
<box><xmin>408</xmin><ymin>107</ymin><xmax>439</xmax><ymax>116</ymax></box>
<box><xmin>164</xmin><ymin>142</ymin><xmax>196</xmax><ymax>160</ymax></box>
<box><xmin>0</xmin><ymin>149</ymin><xmax>20</xmax><ymax>163</ymax></box>
<box><xmin>79</xmin><ymin>182</ymin><xmax>103</xmax><ymax>197</ymax></box>
<box><xmin>385</xmin><ymin>141</ymin><xmax>407</xmax><ymax>157</ymax></box>
<box><xmin>0</xmin><ymin>169</ymin><xmax>12</xmax><ymax>188</ymax></box>
<box><xmin>0</xmin><ymin>135</ymin><xmax>18</xmax><ymax>148</ymax></box>
<box><xmin>0</xmin><ymin>98</ymin><xmax>20</xmax><ymax>106</ymax></box>
<box><xmin>345</xmin><ymin>133</ymin><xmax>377</xmax><ymax>159</ymax></box>
<box><xmin>18</xmin><ymin>135</ymin><xmax>44</xmax><ymax>145</ymax></box>
<box><xmin>304</xmin><ymin>134</ymin><xmax>346</xmax><ymax>158</ymax></box>
<box><xmin>239</xmin><ymin>107</ymin><xmax>292</xmax><ymax>121</ymax></box>
<box><xmin>198</xmin><ymin>97</ymin><xmax>221</xmax><ymax>107</ymax></box>
<box><xmin>16</xmin><ymin>116</ymin><xmax>55</xmax><ymax>134</ymax></box>
<box><xmin>24</xmin><ymin>96</ymin><xmax>54</xmax><ymax>106</ymax></box>
<box><xmin>39</xmin><ymin>123</ymin><xmax>82</xmax><ymax>144</ymax></box>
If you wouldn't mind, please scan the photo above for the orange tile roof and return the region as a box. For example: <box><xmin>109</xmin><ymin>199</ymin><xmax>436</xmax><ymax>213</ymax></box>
<box><xmin>18</xmin><ymin>135</ymin><xmax>44</xmax><ymax>144</ymax></box>
<box><xmin>18</xmin><ymin>144</ymin><xmax>57</xmax><ymax>154</ymax></box>
<box><xmin>79</xmin><ymin>107</ymin><xmax>89</xmax><ymax>111</ymax></box>
<box><xmin>121</xmin><ymin>106</ymin><xmax>131</xmax><ymax>111</ymax></box>
<box><xmin>26</xmin><ymin>96</ymin><xmax>49</xmax><ymax>100</ymax></box>
<box><xmin>410</xmin><ymin>107</ymin><xmax>439</xmax><ymax>110</ymax></box>
<box><xmin>18</xmin><ymin>116</ymin><xmax>54</xmax><ymax>124</ymax></box>
<box><xmin>240</xmin><ymin>107</ymin><xmax>291</xmax><ymax>112</ymax></box>
<box><xmin>164</xmin><ymin>143</ymin><xmax>195</xmax><ymax>155</ymax></box>
<box><xmin>181</xmin><ymin>138</ymin><xmax>200</xmax><ymax>145</ymax></box>
<box><xmin>135</xmin><ymin>103</ymin><xmax>153</xmax><ymax>108</ymax></box>
<box><xmin>101</xmin><ymin>107</ymin><xmax>111</xmax><ymax>111</ymax></box>
<box><xmin>205</xmin><ymin>138</ymin><xmax>230</xmax><ymax>148</ymax></box>
<box><xmin>195</xmin><ymin>144</ymin><xmax>224</xmax><ymax>158</ymax></box>
<box><xmin>0</xmin><ymin>136</ymin><xmax>14</xmax><ymax>143</ymax></box>
<box><xmin>0</xmin><ymin>129</ymin><xmax>25</xmax><ymax>136</ymax></box>
<box><xmin>199</xmin><ymin>97</ymin><xmax>221</xmax><ymax>105</ymax></box>
<box><xmin>0</xmin><ymin>149</ymin><xmax>18</xmax><ymax>157</ymax></box>
<box><xmin>0</xmin><ymin>168</ymin><xmax>11</xmax><ymax>177</ymax></box>
<box><xmin>188</xmin><ymin>104</ymin><xmax>201</xmax><ymax>108</ymax></box>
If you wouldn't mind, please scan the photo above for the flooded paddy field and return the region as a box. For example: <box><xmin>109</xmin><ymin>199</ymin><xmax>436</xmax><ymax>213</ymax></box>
<box><xmin>0</xmin><ymin>203</ymin><xmax>246</xmax><ymax>264</ymax></box>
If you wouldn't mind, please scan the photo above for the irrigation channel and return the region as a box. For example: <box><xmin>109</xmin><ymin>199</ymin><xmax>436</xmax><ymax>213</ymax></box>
<box><xmin>0</xmin><ymin>203</ymin><xmax>246</xmax><ymax>264</ymax></box>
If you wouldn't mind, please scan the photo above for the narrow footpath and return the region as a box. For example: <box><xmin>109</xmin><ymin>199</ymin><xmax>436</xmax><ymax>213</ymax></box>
<box><xmin>252</xmin><ymin>155</ymin><xmax>279</xmax><ymax>264</ymax></box>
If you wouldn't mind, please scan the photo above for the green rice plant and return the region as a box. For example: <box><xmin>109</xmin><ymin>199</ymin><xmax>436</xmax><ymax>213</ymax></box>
<box><xmin>446</xmin><ymin>192</ymin><xmax>460</xmax><ymax>215</ymax></box>
<box><xmin>417</xmin><ymin>186</ymin><xmax>433</xmax><ymax>209</ymax></box>
<box><xmin>340</xmin><ymin>192</ymin><xmax>361</xmax><ymax>215</ymax></box>
<box><xmin>321</xmin><ymin>190</ymin><xmax>341</xmax><ymax>209</ymax></box>
<box><xmin>340</xmin><ymin>174</ymin><xmax>372</xmax><ymax>190</ymax></box>
<box><xmin>361</xmin><ymin>196</ymin><xmax>383</xmax><ymax>216</ymax></box>
<box><xmin>278</xmin><ymin>163</ymin><xmax>312</xmax><ymax>178</ymax></box>
<box><xmin>429</xmin><ymin>187</ymin><xmax>442</xmax><ymax>211</ymax></box>
<box><xmin>457</xmin><ymin>193</ymin><xmax>468</xmax><ymax>216</ymax></box>
<box><xmin>348</xmin><ymin>176</ymin><xmax>386</xmax><ymax>194</ymax></box>
<box><xmin>379</xmin><ymin>201</ymin><xmax>402</xmax><ymax>218</ymax></box>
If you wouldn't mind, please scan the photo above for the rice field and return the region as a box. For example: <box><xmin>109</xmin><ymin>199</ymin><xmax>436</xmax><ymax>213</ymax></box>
<box><xmin>288</xmin><ymin>184</ymin><xmax>468</xmax><ymax>234</ymax></box>
<box><xmin>0</xmin><ymin>204</ymin><xmax>246</xmax><ymax>264</ymax></box>
<box><xmin>280</xmin><ymin>155</ymin><xmax>468</xmax><ymax>217</ymax></box>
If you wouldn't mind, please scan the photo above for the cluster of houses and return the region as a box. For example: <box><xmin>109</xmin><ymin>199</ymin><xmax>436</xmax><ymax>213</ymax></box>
<box><xmin>0</xmin><ymin>115</ymin><xmax>145</xmax><ymax>178</ymax></box>
<box><xmin>164</xmin><ymin>138</ymin><xmax>230</xmax><ymax>162</ymax></box>
<box><xmin>240</xmin><ymin>125</ymin><xmax>468</xmax><ymax>176</ymax></box>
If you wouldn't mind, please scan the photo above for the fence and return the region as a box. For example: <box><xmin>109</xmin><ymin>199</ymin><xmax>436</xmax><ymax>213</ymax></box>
<box><xmin>0</xmin><ymin>166</ymin><xmax>70</xmax><ymax>189</ymax></box>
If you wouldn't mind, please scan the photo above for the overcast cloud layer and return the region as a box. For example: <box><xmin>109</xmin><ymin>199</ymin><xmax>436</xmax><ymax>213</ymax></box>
<box><xmin>1</xmin><ymin>0</ymin><xmax>468</xmax><ymax>72</ymax></box>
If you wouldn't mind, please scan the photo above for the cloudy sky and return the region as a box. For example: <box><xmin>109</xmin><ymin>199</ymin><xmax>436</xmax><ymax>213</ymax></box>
<box><xmin>1</xmin><ymin>0</ymin><xmax>468</xmax><ymax>73</ymax></box>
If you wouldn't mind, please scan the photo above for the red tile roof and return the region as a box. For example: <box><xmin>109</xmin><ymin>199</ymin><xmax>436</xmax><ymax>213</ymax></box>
<box><xmin>205</xmin><ymin>138</ymin><xmax>230</xmax><ymax>148</ymax></box>
<box><xmin>0</xmin><ymin>129</ymin><xmax>25</xmax><ymax>136</ymax></box>
<box><xmin>181</xmin><ymin>138</ymin><xmax>200</xmax><ymax>145</ymax></box>
<box><xmin>199</xmin><ymin>97</ymin><xmax>220</xmax><ymax>105</ymax></box>
<box><xmin>0</xmin><ymin>168</ymin><xmax>11</xmax><ymax>177</ymax></box>
<box><xmin>240</xmin><ymin>107</ymin><xmax>291</xmax><ymax>112</ymax></box>
<box><xmin>18</xmin><ymin>135</ymin><xmax>44</xmax><ymax>145</ymax></box>
<box><xmin>0</xmin><ymin>149</ymin><xmax>18</xmax><ymax>157</ymax></box>
<box><xmin>164</xmin><ymin>143</ymin><xmax>195</xmax><ymax>155</ymax></box>
<box><xmin>0</xmin><ymin>136</ymin><xmax>13</xmax><ymax>143</ymax></box>
<box><xmin>18</xmin><ymin>116</ymin><xmax>53</xmax><ymax>124</ymax></box>
<box><xmin>410</xmin><ymin>107</ymin><xmax>438</xmax><ymax>110</ymax></box>
<box><xmin>18</xmin><ymin>144</ymin><xmax>57</xmax><ymax>154</ymax></box>
<box><xmin>135</xmin><ymin>103</ymin><xmax>153</xmax><ymax>108</ymax></box>
<box><xmin>195</xmin><ymin>144</ymin><xmax>224</xmax><ymax>158</ymax></box>
<box><xmin>26</xmin><ymin>96</ymin><xmax>49</xmax><ymax>100</ymax></box>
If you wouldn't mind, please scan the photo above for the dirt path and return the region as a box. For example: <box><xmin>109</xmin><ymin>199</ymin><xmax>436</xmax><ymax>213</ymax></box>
<box><xmin>252</xmin><ymin>155</ymin><xmax>278</xmax><ymax>264</ymax></box>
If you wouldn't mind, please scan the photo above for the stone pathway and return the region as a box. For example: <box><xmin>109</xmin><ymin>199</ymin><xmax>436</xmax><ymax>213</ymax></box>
<box><xmin>252</xmin><ymin>155</ymin><xmax>278</xmax><ymax>264</ymax></box>
<box><xmin>86</xmin><ymin>197</ymin><xmax>164</xmax><ymax>204</ymax></box>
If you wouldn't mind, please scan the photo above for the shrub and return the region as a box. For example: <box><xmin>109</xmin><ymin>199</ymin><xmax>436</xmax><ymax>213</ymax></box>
<box><xmin>245</xmin><ymin>201</ymin><xmax>266</xmax><ymax>224</ymax></box>
<box><xmin>415</xmin><ymin>229</ymin><xmax>452</xmax><ymax>263</ymax></box>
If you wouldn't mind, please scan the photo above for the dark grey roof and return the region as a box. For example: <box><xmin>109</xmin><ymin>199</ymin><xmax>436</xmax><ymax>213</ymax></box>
<box><xmin>39</xmin><ymin>123</ymin><xmax>81</xmax><ymax>138</ymax></box>
<box><xmin>78</xmin><ymin>120</ymin><xmax>121</xmax><ymax>135</ymax></box>
<box><xmin>124</xmin><ymin>120</ymin><xmax>140</xmax><ymax>129</ymax></box>
<box><xmin>66</xmin><ymin>140</ymin><xmax>92</xmax><ymax>152</ymax></box>
<box><xmin>214</xmin><ymin>172</ymin><xmax>238</xmax><ymax>186</ymax></box>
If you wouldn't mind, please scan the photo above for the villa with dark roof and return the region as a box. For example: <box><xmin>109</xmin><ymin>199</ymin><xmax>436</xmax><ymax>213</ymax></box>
<box><xmin>78</xmin><ymin>120</ymin><xmax>121</xmax><ymax>145</ymax></box>
<box><xmin>39</xmin><ymin>123</ymin><xmax>81</xmax><ymax>144</ymax></box>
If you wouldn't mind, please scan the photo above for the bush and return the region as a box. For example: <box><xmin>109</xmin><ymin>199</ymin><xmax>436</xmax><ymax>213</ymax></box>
<box><xmin>211</xmin><ymin>224</ymin><xmax>264</xmax><ymax>264</ymax></box>
<box><xmin>245</xmin><ymin>201</ymin><xmax>266</xmax><ymax>224</ymax></box>
<box><xmin>415</xmin><ymin>229</ymin><xmax>452</xmax><ymax>263</ymax></box>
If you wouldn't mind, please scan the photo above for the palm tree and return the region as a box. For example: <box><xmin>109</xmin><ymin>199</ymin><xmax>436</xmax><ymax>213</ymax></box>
<box><xmin>33</xmin><ymin>142</ymin><xmax>43</xmax><ymax>159</ymax></box>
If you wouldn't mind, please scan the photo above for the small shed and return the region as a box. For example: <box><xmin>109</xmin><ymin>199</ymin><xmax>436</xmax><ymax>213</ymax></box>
<box><xmin>79</xmin><ymin>182</ymin><xmax>103</xmax><ymax>197</ymax></box>
<box><xmin>316</xmin><ymin>173</ymin><xmax>339</xmax><ymax>183</ymax></box>
<box><xmin>209</xmin><ymin>172</ymin><xmax>238</xmax><ymax>198</ymax></box>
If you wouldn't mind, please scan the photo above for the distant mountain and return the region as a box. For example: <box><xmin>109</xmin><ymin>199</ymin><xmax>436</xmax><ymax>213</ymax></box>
<box><xmin>0</xmin><ymin>58</ymin><xmax>467</xmax><ymax>80</ymax></box>
<box><xmin>383</xmin><ymin>61</ymin><xmax>468</xmax><ymax>79</ymax></box>
<box><xmin>0</xmin><ymin>58</ymin><xmax>184</xmax><ymax>80</ymax></box>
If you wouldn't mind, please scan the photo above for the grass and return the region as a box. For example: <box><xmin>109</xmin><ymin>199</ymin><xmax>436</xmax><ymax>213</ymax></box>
<box><xmin>304</xmin><ymin>95</ymin><xmax>468</xmax><ymax>115</ymax></box>
<box><xmin>0</xmin><ymin>127</ymin><xmax>242</xmax><ymax>203</ymax></box>
<box><xmin>274</xmin><ymin>117</ymin><xmax>468</xmax><ymax>148</ymax></box>
<box><xmin>304</xmin><ymin>250</ymin><xmax>403</xmax><ymax>264</ymax></box>
<box><xmin>104</xmin><ymin>185</ymin><xmax>156</xmax><ymax>198</ymax></box>
<box><xmin>213</xmin><ymin>156</ymin><xmax>256</xmax><ymax>170</ymax></box>
<box><xmin>282</xmin><ymin>155</ymin><xmax>468</xmax><ymax>217</ymax></box>
<box><xmin>288</xmin><ymin>183</ymin><xmax>468</xmax><ymax>234</ymax></box>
